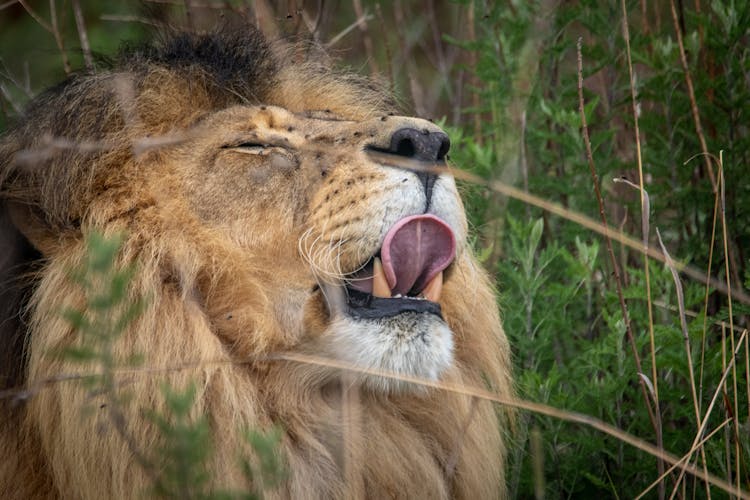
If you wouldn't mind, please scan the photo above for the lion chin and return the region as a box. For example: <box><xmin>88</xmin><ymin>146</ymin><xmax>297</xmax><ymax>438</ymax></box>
<box><xmin>0</xmin><ymin>27</ymin><xmax>513</xmax><ymax>499</ymax></box>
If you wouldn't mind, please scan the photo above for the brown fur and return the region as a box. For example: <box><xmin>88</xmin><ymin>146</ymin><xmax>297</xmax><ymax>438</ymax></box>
<box><xmin>0</xmin><ymin>28</ymin><xmax>513</xmax><ymax>499</ymax></box>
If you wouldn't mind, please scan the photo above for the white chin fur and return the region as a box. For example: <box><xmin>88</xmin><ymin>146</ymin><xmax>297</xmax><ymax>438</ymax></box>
<box><xmin>324</xmin><ymin>312</ymin><xmax>454</xmax><ymax>393</ymax></box>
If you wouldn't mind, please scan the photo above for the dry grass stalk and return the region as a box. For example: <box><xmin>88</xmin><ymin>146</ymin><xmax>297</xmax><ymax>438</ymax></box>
<box><xmin>0</xmin><ymin>344</ymin><xmax>747</xmax><ymax>497</ymax></box>
<box><xmin>365</xmin><ymin>150</ymin><xmax>750</xmax><ymax>306</ymax></box>
<box><xmin>0</xmin><ymin>348</ymin><xmax>739</xmax><ymax>498</ymax></box>
<box><xmin>667</xmin><ymin>0</ymin><xmax>715</xmax><ymax>191</ymax></box>
<box><xmin>341</xmin><ymin>374</ymin><xmax>364</xmax><ymax>499</ymax></box>
<box><xmin>668</xmin><ymin>327</ymin><xmax>748</xmax><ymax>495</ymax></box>
<box><xmin>717</xmin><ymin>154</ymin><xmax>745</xmax><ymax>497</ymax></box>
<box><xmin>576</xmin><ymin>38</ymin><xmax>660</xmax><ymax>444</ymax></box>
<box><xmin>273</xmin><ymin>352</ymin><xmax>749</xmax><ymax>499</ymax></box>
<box><xmin>326</xmin><ymin>12</ymin><xmax>373</xmax><ymax>48</ymax></box>
<box><xmin>657</xmin><ymin>228</ymin><xmax>708</xmax><ymax>494</ymax></box>
<box><xmin>350</xmin><ymin>0</ymin><xmax>378</xmax><ymax>75</ymax></box>
<box><xmin>619</xmin><ymin>1</ymin><xmax>662</xmax><ymax>471</ymax></box>
<box><xmin>635</xmin><ymin>417</ymin><xmax>732</xmax><ymax>499</ymax></box>
<box><xmin>16</xmin><ymin>0</ymin><xmax>71</xmax><ymax>73</ymax></box>
<box><xmin>698</xmin><ymin>160</ymin><xmax>721</xmax><ymax>419</ymax></box>
<box><xmin>71</xmin><ymin>0</ymin><xmax>94</xmax><ymax>70</ymax></box>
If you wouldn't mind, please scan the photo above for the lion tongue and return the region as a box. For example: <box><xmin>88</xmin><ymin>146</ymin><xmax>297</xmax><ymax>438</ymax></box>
<box><xmin>380</xmin><ymin>214</ymin><xmax>456</xmax><ymax>297</ymax></box>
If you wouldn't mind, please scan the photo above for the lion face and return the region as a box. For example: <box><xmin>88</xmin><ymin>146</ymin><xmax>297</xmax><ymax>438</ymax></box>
<box><xmin>165</xmin><ymin>105</ymin><xmax>467</xmax><ymax>391</ymax></box>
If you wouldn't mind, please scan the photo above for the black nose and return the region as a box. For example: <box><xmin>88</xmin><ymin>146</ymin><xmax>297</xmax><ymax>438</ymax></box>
<box><xmin>387</xmin><ymin>128</ymin><xmax>450</xmax><ymax>206</ymax></box>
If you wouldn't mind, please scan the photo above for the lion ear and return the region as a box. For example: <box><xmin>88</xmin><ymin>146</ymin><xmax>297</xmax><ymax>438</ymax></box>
<box><xmin>5</xmin><ymin>202</ymin><xmax>59</xmax><ymax>257</ymax></box>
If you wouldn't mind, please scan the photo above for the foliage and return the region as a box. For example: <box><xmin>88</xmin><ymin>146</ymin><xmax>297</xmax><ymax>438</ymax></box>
<box><xmin>61</xmin><ymin>234</ymin><xmax>284</xmax><ymax>499</ymax></box>
<box><xmin>60</xmin><ymin>232</ymin><xmax>145</xmax><ymax>404</ymax></box>
<box><xmin>453</xmin><ymin>1</ymin><xmax>750</xmax><ymax>497</ymax></box>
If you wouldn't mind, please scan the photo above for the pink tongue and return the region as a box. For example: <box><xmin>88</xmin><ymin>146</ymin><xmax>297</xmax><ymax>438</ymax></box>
<box><xmin>381</xmin><ymin>214</ymin><xmax>456</xmax><ymax>296</ymax></box>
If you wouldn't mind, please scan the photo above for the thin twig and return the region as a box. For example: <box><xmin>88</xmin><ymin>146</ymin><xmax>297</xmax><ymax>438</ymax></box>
<box><xmin>0</xmin><ymin>83</ymin><xmax>22</xmax><ymax>114</ymax></box>
<box><xmin>72</xmin><ymin>0</ymin><xmax>94</xmax><ymax>71</ymax></box>
<box><xmin>0</xmin><ymin>58</ymin><xmax>34</xmax><ymax>98</ymax></box>
<box><xmin>374</xmin><ymin>4</ymin><xmax>394</xmax><ymax>94</ymax></box>
<box><xmin>467</xmin><ymin>0</ymin><xmax>482</xmax><ymax>144</ymax></box>
<box><xmin>48</xmin><ymin>0</ymin><xmax>71</xmax><ymax>74</ymax></box>
<box><xmin>668</xmin><ymin>0</ymin><xmax>715</xmax><ymax>191</ymax></box>
<box><xmin>351</xmin><ymin>0</ymin><xmax>378</xmax><ymax>75</ymax></box>
<box><xmin>650</xmin><ymin>300</ymin><xmax>744</xmax><ymax>334</ymax></box>
<box><xmin>326</xmin><ymin>13</ymin><xmax>373</xmax><ymax>48</ymax></box>
<box><xmin>17</xmin><ymin>0</ymin><xmax>52</xmax><ymax>32</ymax></box>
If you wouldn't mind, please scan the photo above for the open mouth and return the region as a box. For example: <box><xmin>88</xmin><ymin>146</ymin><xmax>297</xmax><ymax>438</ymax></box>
<box><xmin>342</xmin><ymin>214</ymin><xmax>456</xmax><ymax>320</ymax></box>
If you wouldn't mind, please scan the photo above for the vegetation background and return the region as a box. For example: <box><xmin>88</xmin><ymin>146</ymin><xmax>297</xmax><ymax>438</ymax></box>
<box><xmin>1</xmin><ymin>0</ymin><xmax>748</xmax><ymax>498</ymax></box>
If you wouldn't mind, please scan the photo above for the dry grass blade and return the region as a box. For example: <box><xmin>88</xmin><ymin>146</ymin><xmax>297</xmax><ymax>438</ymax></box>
<box><xmin>635</xmin><ymin>418</ymin><xmax>732</xmax><ymax>499</ymax></box>
<box><xmin>651</xmin><ymin>300</ymin><xmax>745</xmax><ymax>334</ymax></box>
<box><xmin>14</xmin><ymin>0</ymin><xmax>71</xmax><ymax>72</ymax></box>
<box><xmin>1</xmin><ymin>347</ymin><xmax>747</xmax><ymax>497</ymax></box>
<box><xmin>0</xmin><ymin>0</ymin><xmax>20</xmax><ymax>10</ymax></box>
<box><xmin>668</xmin><ymin>328</ymin><xmax>748</xmax><ymax>494</ymax></box>
<box><xmin>582</xmin><ymin>36</ymin><xmax>664</xmax><ymax>468</ymax></box>
<box><xmin>444</xmin><ymin>396</ymin><xmax>479</xmax><ymax>483</ymax></box>
<box><xmin>12</xmin><ymin>135</ymin><xmax>117</xmax><ymax>165</ymax></box>
<box><xmin>365</xmin><ymin>149</ymin><xmax>750</xmax><ymax>306</ymax></box>
<box><xmin>656</xmin><ymin>227</ymin><xmax>707</xmax><ymax>495</ymax></box>
<box><xmin>618</xmin><ymin>4</ymin><xmax>664</xmax><ymax>490</ymax></box>
<box><xmin>716</xmin><ymin>153</ymin><xmax>745</xmax><ymax>496</ymax></box>
<box><xmin>341</xmin><ymin>374</ymin><xmax>363</xmax><ymax>498</ymax></box>
<box><xmin>656</xmin><ymin>228</ymin><xmax>700</xmax><ymax>421</ymax></box>
<box><xmin>16</xmin><ymin>0</ymin><xmax>52</xmax><ymax>32</ymax></box>
<box><xmin>272</xmin><ymin>352</ymin><xmax>749</xmax><ymax>499</ymax></box>
<box><xmin>100</xmin><ymin>14</ymin><xmax>169</xmax><ymax>28</ymax></box>
<box><xmin>698</xmin><ymin>165</ymin><xmax>721</xmax><ymax>417</ymax></box>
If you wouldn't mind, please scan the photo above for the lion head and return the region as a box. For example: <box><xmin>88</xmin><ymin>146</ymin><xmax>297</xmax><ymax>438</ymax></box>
<box><xmin>0</xmin><ymin>28</ymin><xmax>512</xmax><ymax>499</ymax></box>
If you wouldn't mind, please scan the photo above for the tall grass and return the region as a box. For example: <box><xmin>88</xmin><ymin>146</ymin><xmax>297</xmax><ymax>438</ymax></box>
<box><xmin>1</xmin><ymin>1</ymin><xmax>748</xmax><ymax>498</ymax></box>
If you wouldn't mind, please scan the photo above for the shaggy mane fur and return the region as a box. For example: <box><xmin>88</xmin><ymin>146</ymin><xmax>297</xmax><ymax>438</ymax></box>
<box><xmin>0</xmin><ymin>27</ymin><xmax>512</xmax><ymax>499</ymax></box>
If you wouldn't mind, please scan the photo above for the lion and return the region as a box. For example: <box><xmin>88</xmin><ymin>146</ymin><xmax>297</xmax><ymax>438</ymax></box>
<box><xmin>0</xmin><ymin>27</ymin><xmax>513</xmax><ymax>499</ymax></box>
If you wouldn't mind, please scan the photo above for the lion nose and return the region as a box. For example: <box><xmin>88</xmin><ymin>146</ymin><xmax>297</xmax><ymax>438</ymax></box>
<box><xmin>387</xmin><ymin>127</ymin><xmax>450</xmax><ymax>206</ymax></box>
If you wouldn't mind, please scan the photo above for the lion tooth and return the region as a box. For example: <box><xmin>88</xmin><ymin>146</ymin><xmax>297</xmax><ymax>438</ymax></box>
<box><xmin>372</xmin><ymin>257</ymin><xmax>392</xmax><ymax>298</ymax></box>
<box><xmin>422</xmin><ymin>271</ymin><xmax>443</xmax><ymax>302</ymax></box>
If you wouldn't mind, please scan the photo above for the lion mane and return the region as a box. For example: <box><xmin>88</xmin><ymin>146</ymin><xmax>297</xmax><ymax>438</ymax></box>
<box><xmin>0</xmin><ymin>27</ymin><xmax>513</xmax><ymax>499</ymax></box>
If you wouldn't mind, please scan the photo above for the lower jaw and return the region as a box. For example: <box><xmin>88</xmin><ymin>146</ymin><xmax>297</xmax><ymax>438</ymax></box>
<box><xmin>321</xmin><ymin>311</ymin><xmax>455</xmax><ymax>394</ymax></box>
<box><xmin>345</xmin><ymin>288</ymin><xmax>443</xmax><ymax>320</ymax></box>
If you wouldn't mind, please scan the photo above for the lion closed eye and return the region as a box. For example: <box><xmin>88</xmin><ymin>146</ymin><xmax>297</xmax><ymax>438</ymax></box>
<box><xmin>0</xmin><ymin>27</ymin><xmax>513</xmax><ymax>499</ymax></box>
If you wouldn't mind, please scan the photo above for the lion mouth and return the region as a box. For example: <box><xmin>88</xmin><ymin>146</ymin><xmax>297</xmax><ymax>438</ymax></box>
<box><xmin>340</xmin><ymin>214</ymin><xmax>456</xmax><ymax>319</ymax></box>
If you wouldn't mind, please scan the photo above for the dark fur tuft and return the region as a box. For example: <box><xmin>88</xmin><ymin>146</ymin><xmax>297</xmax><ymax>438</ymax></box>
<box><xmin>123</xmin><ymin>29</ymin><xmax>279</xmax><ymax>102</ymax></box>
